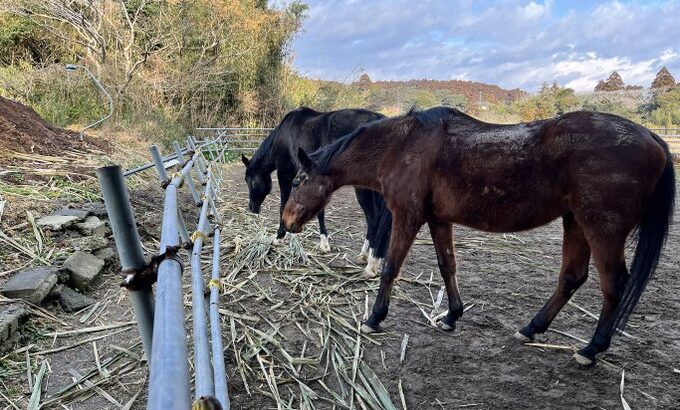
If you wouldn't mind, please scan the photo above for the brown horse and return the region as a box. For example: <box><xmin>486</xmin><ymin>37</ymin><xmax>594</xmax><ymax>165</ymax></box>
<box><xmin>282</xmin><ymin>107</ymin><xmax>675</xmax><ymax>365</ymax></box>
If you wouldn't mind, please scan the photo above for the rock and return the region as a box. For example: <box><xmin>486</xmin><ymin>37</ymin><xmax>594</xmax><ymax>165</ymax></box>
<box><xmin>36</xmin><ymin>215</ymin><xmax>79</xmax><ymax>230</ymax></box>
<box><xmin>94</xmin><ymin>247</ymin><xmax>117</xmax><ymax>265</ymax></box>
<box><xmin>68</xmin><ymin>235</ymin><xmax>108</xmax><ymax>252</ymax></box>
<box><xmin>75</xmin><ymin>216</ymin><xmax>108</xmax><ymax>236</ymax></box>
<box><xmin>63</xmin><ymin>251</ymin><xmax>105</xmax><ymax>290</ymax></box>
<box><xmin>1</xmin><ymin>267</ymin><xmax>59</xmax><ymax>304</ymax></box>
<box><xmin>54</xmin><ymin>286</ymin><xmax>95</xmax><ymax>312</ymax></box>
<box><xmin>53</xmin><ymin>208</ymin><xmax>89</xmax><ymax>221</ymax></box>
<box><xmin>0</xmin><ymin>301</ymin><xmax>29</xmax><ymax>346</ymax></box>
<box><xmin>81</xmin><ymin>202</ymin><xmax>108</xmax><ymax>218</ymax></box>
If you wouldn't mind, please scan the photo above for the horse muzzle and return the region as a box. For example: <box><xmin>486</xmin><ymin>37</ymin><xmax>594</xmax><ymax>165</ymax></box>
<box><xmin>282</xmin><ymin>204</ymin><xmax>306</xmax><ymax>233</ymax></box>
<box><xmin>285</xmin><ymin>222</ymin><xmax>303</xmax><ymax>234</ymax></box>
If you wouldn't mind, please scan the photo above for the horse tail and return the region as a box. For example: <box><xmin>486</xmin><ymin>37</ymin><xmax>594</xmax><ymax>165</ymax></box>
<box><xmin>612</xmin><ymin>132</ymin><xmax>675</xmax><ymax>332</ymax></box>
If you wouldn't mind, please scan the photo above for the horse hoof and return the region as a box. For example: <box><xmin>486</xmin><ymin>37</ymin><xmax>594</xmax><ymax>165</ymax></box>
<box><xmin>363</xmin><ymin>266</ymin><xmax>378</xmax><ymax>278</ymax></box>
<box><xmin>513</xmin><ymin>331</ymin><xmax>533</xmax><ymax>343</ymax></box>
<box><xmin>439</xmin><ymin>321</ymin><xmax>455</xmax><ymax>331</ymax></box>
<box><xmin>318</xmin><ymin>234</ymin><xmax>331</xmax><ymax>253</ymax></box>
<box><xmin>272</xmin><ymin>237</ymin><xmax>284</xmax><ymax>246</ymax></box>
<box><xmin>573</xmin><ymin>352</ymin><xmax>594</xmax><ymax>366</ymax></box>
<box><xmin>361</xmin><ymin>323</ymin><xmax>379</xmax><ymax>334</ymax></box>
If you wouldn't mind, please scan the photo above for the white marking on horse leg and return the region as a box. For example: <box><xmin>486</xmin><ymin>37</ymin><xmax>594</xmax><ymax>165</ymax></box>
<box><xmin>357</xmin><ymin>239</ymin><xmax>370</xmax><ymax>261</ymax></box>
<box><xmin>513</xmin><ymin>331</ymin><xmax>533</xmax><ymax>343</ymax></box>
<box><xmin>272</xmin><ymin>236</ymin><xmax>284</xmax><ymax>246</ymax></box>
<box><xmin>319</xmin><ymin>234</ymin><xmax>331</xmax><ymax>253</ymax></box>
<box><xmin>364</xmin><ymin>255</ymin><xmax>382</xmax><ymax>278</ymax></box>
<box><xmin>372</xmin><ymin>258</ymin><xmax>383</xmax><ymax>276</ymax></box>
<box><xmin>364</xmin><ymin>250</ymin><xmax>378</xmax><ymax>277</ymax></box>
<box><xmin>573</xmin><ymin>352</ymin><xmax>594</xmax><ymax>366</ymax></box>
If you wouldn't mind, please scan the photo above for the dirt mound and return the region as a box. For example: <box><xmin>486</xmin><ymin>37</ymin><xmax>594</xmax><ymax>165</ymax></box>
<box><xmin>0</xmin><ymin>96</ymin><xmax>110</xmax><ymax>161</ymax></box>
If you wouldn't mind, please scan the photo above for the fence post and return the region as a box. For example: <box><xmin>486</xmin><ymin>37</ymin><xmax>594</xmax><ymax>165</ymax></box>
<box><xmin>173</xmin><ymin>141</ymin><xmax>201</xmax><ymax>205</ymax></box>
<box><xmin>96</xmin><ymin>165</ymin><xmax>154</xmax><ymax>360</ymax></box>
<box><xmin>150</xmin><ymin>145</ymin><xmax>191</xmax><ymax>246</ymax></box>
<box><xmin>188</xmin><ymin>138</ymin><xmax>207</xmax><ymax>184</ymax></box>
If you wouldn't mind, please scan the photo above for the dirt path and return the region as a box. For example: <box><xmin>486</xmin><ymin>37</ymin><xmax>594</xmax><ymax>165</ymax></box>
<box><xmin>221</xmin><ymin>164</ymin><xmax>680</xmax><ymax>409</ymax></box>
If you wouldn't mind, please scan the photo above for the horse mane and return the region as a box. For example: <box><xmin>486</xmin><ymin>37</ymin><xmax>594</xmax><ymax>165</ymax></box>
<box><xmin>310</xmin><ymin>107</ymin><xmax>468</xmax><ymax>173</ymax></box>
<box><xmin>310</xmin><ymin>124</ymin><xmax>369</xmax><ymax>174</ymax></box>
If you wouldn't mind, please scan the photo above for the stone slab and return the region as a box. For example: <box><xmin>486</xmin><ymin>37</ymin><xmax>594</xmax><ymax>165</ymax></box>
<box><xmin>1</xmin><ymin>267</ymin><xmax>58</xmax><ymax>304</ymax></box>
<box><xmin>63</xmin><ymin>251</ymin><xmax>105</xmax><ymax>290</ymax></box>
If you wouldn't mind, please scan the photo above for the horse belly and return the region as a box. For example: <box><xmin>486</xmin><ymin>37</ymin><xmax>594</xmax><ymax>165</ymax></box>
<box><xmin>432</xmin><ymin>183</ymin><xmax>567</xmax><ymax>233</ymax></box>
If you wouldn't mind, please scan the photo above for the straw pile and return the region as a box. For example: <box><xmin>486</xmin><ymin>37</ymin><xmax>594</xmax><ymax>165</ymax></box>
<box><xmin>215</xmin><ymin>197</ymin><xmax>402</xmax><ymax>409</ymax></box>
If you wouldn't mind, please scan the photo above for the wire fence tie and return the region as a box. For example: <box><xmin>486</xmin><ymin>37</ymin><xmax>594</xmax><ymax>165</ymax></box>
<box><xmin>191</xmin><ymin>230</ymin><xmax>209</xmax><ymax>243</ymax></box>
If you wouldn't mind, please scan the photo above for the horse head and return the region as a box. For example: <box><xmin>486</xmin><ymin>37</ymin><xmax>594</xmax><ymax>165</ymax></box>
<box><xmin>283</xmin><ymin>149</ymin><xmax>334</xmax><ymax>233</ymax></box>
<box><xmin>242</xmin><ymin>154</ymin><xmax>272</xmax><ymax>214</ymax></box>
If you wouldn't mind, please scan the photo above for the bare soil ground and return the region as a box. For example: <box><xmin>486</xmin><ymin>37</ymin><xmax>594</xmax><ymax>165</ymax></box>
<box><xmin>2</xmin><ymin>162</ymin><xmax>679</xmax><ymax>409</ymax></box>
<box><xmin>221</xmin><ymin>165</ymin><xmax>680</xmax><ymax>410</ymax></box>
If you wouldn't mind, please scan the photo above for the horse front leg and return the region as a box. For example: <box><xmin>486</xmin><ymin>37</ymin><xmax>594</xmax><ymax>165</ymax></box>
<box><xmin>362</xmin><ymin>213</ymin><xmax>421</xmax><ymax>333</ymax></box>
<box><xmin>274</xmin><ymin>173</ymin><xmax>292</xmax><ymax>245</ymax></box>
<box><xmin>317</xmin><ymin>210</ymin><xmax>331</xmax><ymax>253</ymax></box>
<box><xmin>354</xmin><ymin>188</ymin><xmax>376</xmax><ymax>262</ymax></box>
<box><xmin>428</xmin><ymin>221</ymin><xmax>463</xmax><ymax>331</ymax></box>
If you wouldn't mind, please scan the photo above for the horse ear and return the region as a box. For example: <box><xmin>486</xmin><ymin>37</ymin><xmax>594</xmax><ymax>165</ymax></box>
<box><xmin>298</xmin><ymin>148</ymin><xmax>314</xmax><ymax>171</ymax></box>
<box><xmin>241</xmin><ymin>154</ymin><xmax>250</xmax><ymax>167</ymax></box>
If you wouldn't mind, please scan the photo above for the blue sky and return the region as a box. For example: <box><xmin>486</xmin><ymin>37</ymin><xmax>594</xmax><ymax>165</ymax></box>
<box><xmin>288</xmin><ymin>0</ymin><xmax>680</xmax><ymax>92</ymax></box>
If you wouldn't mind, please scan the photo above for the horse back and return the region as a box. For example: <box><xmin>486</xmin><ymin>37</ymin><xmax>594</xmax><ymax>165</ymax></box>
<box><xmin>383</xmin><ymin>109</ymin><xmax>668</xmax><ymax>232</ymax></box>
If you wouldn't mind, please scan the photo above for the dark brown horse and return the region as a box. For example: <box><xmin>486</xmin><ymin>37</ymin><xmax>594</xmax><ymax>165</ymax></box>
<box><xmin>282</xmin><ymin>107</ymin><xmax>675</xmax><ymax>365</ymax></box>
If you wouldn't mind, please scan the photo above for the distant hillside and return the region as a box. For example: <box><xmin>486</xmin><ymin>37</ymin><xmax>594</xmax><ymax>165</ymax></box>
<box><xmin>361</xmin><ymin>78</ymin><xmax>526</xmax><ymax>105</ymax></box>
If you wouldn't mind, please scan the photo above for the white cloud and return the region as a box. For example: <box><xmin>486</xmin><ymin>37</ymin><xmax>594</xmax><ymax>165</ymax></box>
<box><xmin>292</xmin><ymin>0</ymin><xmax>680</xmax><ymax>91</ymax></box>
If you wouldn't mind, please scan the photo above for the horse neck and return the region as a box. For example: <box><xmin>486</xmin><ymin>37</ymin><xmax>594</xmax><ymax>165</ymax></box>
<box><xmin>251</xmin><ymin>154</ymin><xmax>276</xmax><ymax>175</ymax></box>
<box><xmin>328</xmin><ymin>130</ymin><xmax>386</xmax><ymax>192</ymax></box>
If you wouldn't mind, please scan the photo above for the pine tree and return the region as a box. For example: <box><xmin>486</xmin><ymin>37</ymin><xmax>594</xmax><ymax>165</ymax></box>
<box><xmin>594</xmin><ymin>71</ymin><xmax>625</xmax><ymax>92</ymax></box>
<box><xmin>651</xmin><ymin>67</ymin><xmax>676</xmax><ymax>89</ymax></box>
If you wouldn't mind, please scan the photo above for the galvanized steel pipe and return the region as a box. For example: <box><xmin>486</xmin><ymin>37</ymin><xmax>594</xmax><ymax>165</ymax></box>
<box><xmin>148</xmin><ymin>183</ymin><xmax>191</xmax><ymax>409</ymax></box>
<box><xmin>97</xmin><ymin>165</ymin><xmax>155</xmax><ymax>361</ymax></box>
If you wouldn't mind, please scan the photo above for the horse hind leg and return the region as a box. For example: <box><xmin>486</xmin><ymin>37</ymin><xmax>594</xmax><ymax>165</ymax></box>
<box><xmin>428</xmin><ymin>221</ymin><xmax>464</xmax><ymax>331</ymax></box>
<box><xmin>574</xmin><ymin>238</ymin><xmax>628</xmax><ymax>365</ymax></box>
<box><xmin>515</xmin><ymin>213</ymin><xmax>590</xmax><ymax>342</ymax></box>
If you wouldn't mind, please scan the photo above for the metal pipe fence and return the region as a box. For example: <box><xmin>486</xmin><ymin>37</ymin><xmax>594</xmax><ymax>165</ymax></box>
<box><xmin>97</xmin><ymin>136</ymin><xmax>230</xmax><ymax>409</ymax></box>
<box><xmin>97</xmin><ymin>121</ymin><xmax>679</xmax><ymax>408</ymax></box>
<box><xmin>193</xmin><ymin>127</ymin><xmax>273</xmax><ymax>153</ymax></box>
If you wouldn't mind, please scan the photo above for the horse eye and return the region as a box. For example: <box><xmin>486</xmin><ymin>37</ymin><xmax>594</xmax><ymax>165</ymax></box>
<box><xmin>292</xmin><ymin>174</ymin><xmax>307</xmax><ymax>188</ymax></box>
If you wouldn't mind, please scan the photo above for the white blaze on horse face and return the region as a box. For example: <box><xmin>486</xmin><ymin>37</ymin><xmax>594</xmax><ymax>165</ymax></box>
<box><xmin>319</xmin><ymin>234</ymin><xmax>331</xmax><ymax>253</ymax></box>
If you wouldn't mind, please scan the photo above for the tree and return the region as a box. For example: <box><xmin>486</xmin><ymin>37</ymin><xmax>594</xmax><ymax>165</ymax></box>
<box><xmin>651</xmin><ymin>66</ymin><xmax>676</xmax><ymax>89</ymax></box>
<box><xmin>594</xmin><ymin>71</ymin><xmax>625</xmax><ymax>92</ymax></box>
<box><xmin>356</xmin><ymin>73</ymin><xmax>372</xmax><ymax>87</ymax></box>
<box><xmin>650</xmin><ymin>87</ymin><xmax>680</xmax><ymax>127</ymax></box>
